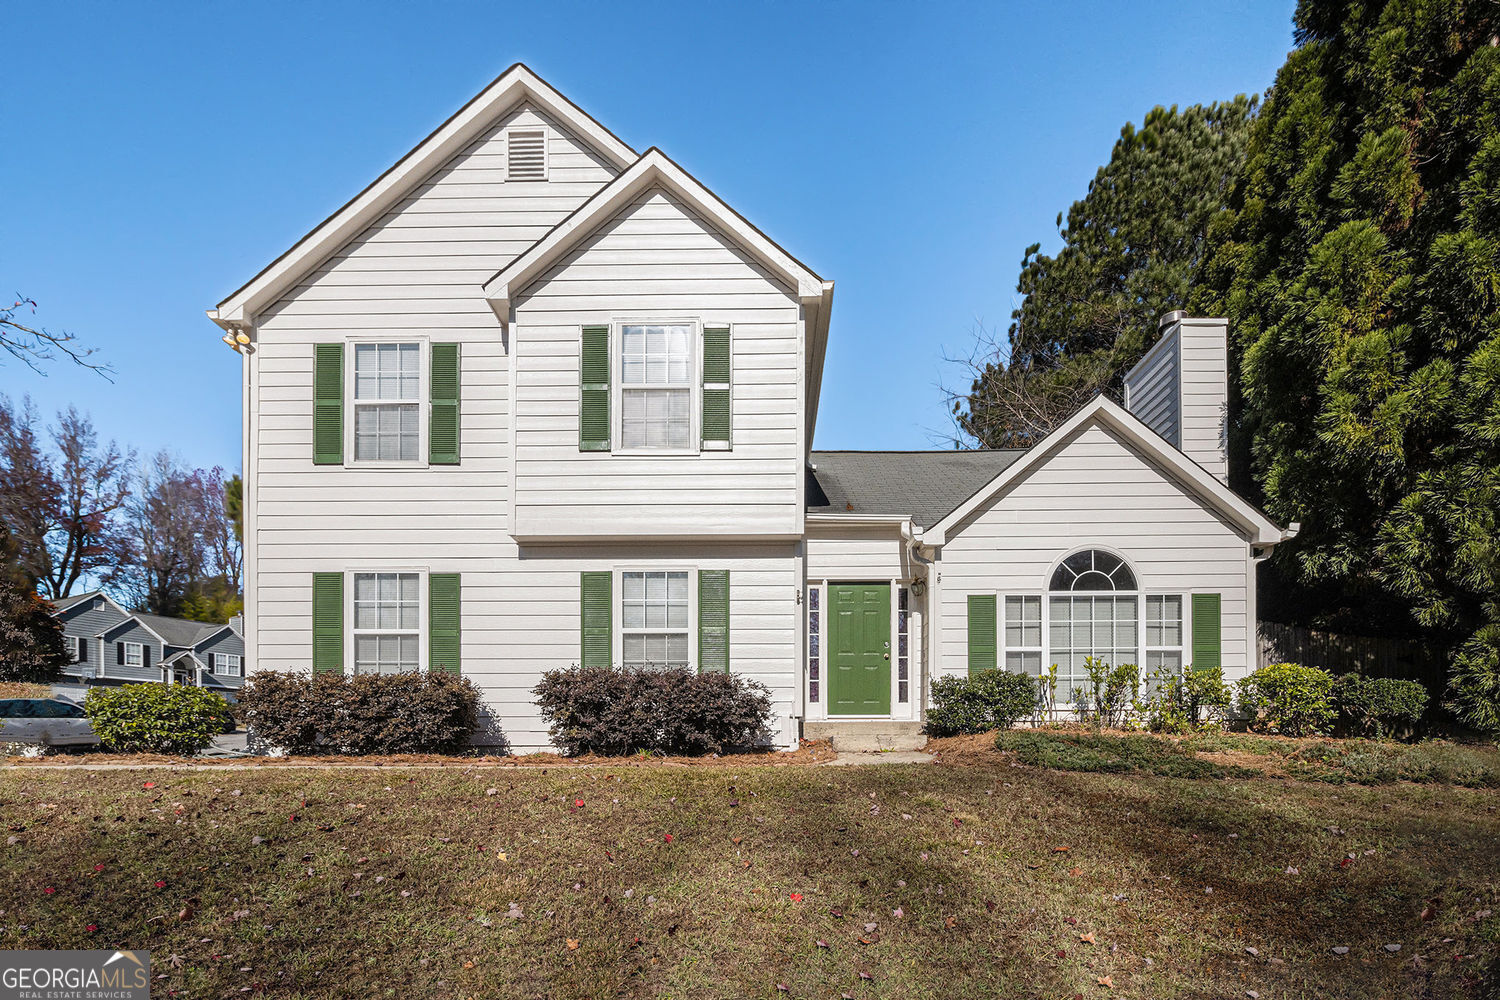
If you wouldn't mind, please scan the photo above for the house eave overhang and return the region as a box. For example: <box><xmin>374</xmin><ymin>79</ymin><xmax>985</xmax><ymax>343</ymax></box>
<box><xmin>210</xmin><ymin>63</ymin><xmax>637</xmax><ymax>328</ymax></box>
<box><xmin>805</xmin><ymin>512</ymin><xmax>912</xmax><ymax>531</ymax></box>
<box><xmin>923</xmin><ymin>396</ymin><xmax>1286</xmax><ymax>547</ymax></box>
<box><xmin>482</xmin><ymin>148</ymin><xmax>826</xmax><ymax>322</ymax></box>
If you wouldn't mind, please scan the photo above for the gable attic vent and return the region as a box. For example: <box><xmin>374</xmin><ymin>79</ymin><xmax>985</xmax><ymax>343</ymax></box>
<box><xmin>507</xmin><ymin>128</ymin><xmax>547</xmax><ymax>181</ymax></box>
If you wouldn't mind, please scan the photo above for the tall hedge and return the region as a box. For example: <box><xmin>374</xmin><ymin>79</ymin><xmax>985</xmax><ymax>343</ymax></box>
<box><xmin>1193</xmin><ymin>0</ymin><xmax>1500</xmax><ymax>733</ymax></box>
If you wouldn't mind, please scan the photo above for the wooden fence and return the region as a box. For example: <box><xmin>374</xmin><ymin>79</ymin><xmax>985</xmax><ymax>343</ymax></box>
<box><xmin>1257</xmin><ymin>620</ymin><xmax>1449</xmax><ymax>692</ymax></box>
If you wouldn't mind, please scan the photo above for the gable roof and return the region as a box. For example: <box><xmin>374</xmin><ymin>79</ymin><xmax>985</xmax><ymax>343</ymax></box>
<box><xmin>807</xmin><ymin>450</ymin><xmax>1027</xmax><ymax>529</ymax></box>
<box><xmin>95</xmin><ymin>611</ymin><xmax>224</xmax><ymax>649</ymax></box>
<box><xmin>209</xmin><ymin>63</ymin><xmax>637</xmax><ymax>328</ymax></box>
<box><xmin>923</xmin><ymin>396</ymin><xmax>1287</xmax><ymax>546</ymax></box>
<box><xmin>483</xmin><ymin>146</ymin><xmax>835</xmax><ymax>447</ymax></box>
<box><xmin>50</xmin><ymin>590</ymin><xmax>130</xmax><ymax>618</ymax></box>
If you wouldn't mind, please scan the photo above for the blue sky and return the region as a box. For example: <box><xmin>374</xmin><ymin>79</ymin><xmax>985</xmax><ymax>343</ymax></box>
<box><xmin>3</xmin><ymin>0</ymin><xmax>1296</xmax><ymax>469</ymax></box>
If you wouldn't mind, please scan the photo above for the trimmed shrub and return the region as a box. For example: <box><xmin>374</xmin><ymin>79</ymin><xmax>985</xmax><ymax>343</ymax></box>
<box><xmin>1237</xmin><ymin>663</ymin><xmax>1335</xmax><ymax>736</ymax></box>
<box><xmin>239</xmin><ymin>670</ymin><xmax>483</xmax><ymax>755</ymax></box>
<box><xmin>532</xmin><ymin>666</ymin><xmax>772</xmax><ymax>756</ymax></box>
<box><xmin>1331</xmin><ymin>673</ymin><xmax>1429</xmax><ymax>739</ymax></box>
<box><xmin>1143</xmin><ymin>666</ymin><xmax>1234</xmax><ymax>733</ymax></box>
<box><xmin>1079</xmin><ymin>658</ymin><xmax>1139</xmax><ymax>729</ymax></box>
<box><xmin>926</xmin><ymin>670</ymin><xmax>1037</xmax><ymax>736</ymax></box>
<box><xmin>84</xmin><ymin>684</ymin><xmax>230</xmax><ymax>755</ymax></box>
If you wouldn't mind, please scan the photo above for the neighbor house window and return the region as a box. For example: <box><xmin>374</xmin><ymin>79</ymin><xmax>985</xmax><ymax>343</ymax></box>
<box><xmin>64</xmin><ymin>636</ymin><xmax>80</xmax><ymax>661</ymax></box>
<box><xmin>621</xmin><ymin>571</ymin><xmax>689</xmax><ymax>669</ymax></box>
<box><xmin>620</xmin><ymin>323</ymin><xmax>693</xmax><ymax>450</ymax></box>
<box><xmin>353</xmin><ymin>572</ymin><xmax>421</xmax><ymax>674</ymax></box>
<box><xmin>1004</xmin><ymin>595</ymin><xmax>1043</xmax><ymax>676</ymax></box>
<box><xmin>213</xmin><ymin>652</ymin><xmax>243</xmax><ymax>677</ymax></box>
<box><xmin>1047</xmin><ymin>550</ymin><xmax>1138</xmax><ymax>702</ymax></box>
<box><xmin>353</xmin><ymin>342</ymin><xmax>421</xmax><ymax>462</ymax></box>
<box><xmin>806</xmin><ymin>585</ymin><xmax>821</xmax><ymax>703</ymax></box>
<box><xmin>122</xmin><ymin>642</ymin><xmax>144</xmax><ymax>667</ymax></box>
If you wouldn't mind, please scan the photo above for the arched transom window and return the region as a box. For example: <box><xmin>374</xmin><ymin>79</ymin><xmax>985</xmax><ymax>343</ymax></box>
<box><xmin>1048</xmin><ymin>550</ymin><xmax>1138</xmax><ymax>701</ymax></box>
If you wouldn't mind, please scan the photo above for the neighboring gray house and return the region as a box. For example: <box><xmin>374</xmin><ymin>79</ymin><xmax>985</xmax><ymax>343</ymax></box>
<box><xmin>50</xmin><ymin>592</ymin><xmax>245</xmax><ymax>692</ymax></box>
<box><xmin>210</xmin><ymin>65</ymin><xmax>1292</xmax><ymax>751</ymax></box>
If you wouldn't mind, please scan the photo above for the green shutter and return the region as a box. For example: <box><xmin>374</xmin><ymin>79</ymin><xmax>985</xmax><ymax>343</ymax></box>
<box><xmin>702</xmin><ymin>326</ymin><xmax>731</xmax><ymax>448</ymax></box>
<box><xmin>698</xmin><ymin>569</ymin><xmax>730</xmax><ymax>673</ymax></box>
<box><xmin>429</xmin><ymin>573</ymin><xmax>461</xmax><ymax>674</ymax></box>
<box><xmin>1191</xmin><ymin>593</ymin><xmax>1222</xmax><ymax>671</ymax></box>
<box><xmin>580</xmin><ymin>571</ymin><xmax>612</xmax><ymax>667</ymax></box>
<box><xmin>312</xmin><ymin>572</ymin><xmax>343</xmax><ymax>674</ymax></box>
<box><xmin>429</xmin><ymin>343</ymin><xmax>460</xmax><ymax>465</ymax></box>
<box><xmin>313</xmin><ymin>344</ymin><xmax>344</xmax><ymax>465</ymax></box>
<box><xmin>967</xmin><ymin>594</ymin><xmax>997</xmax><ymax>676</ymax></box>
<box><xmin>579</xmin><ymin>325</ymin><xmax>610</xmax><ymax>451</ymax></box>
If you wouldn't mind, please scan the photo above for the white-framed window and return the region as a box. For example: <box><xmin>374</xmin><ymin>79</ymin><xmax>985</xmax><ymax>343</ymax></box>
<box><xmin>63</xmin><ymin>635</ymin><xmax>80</xmax><ymax>661</ymax></box>
<box><xmin>506</xmin><ymin>126</ymin><xmax>548</xmax><ymax>181</ymax></box>
<box><xmin>1003</xmin><ymin>595</ymin><xmax>1043</xmax><ymax>676</ymax></box>
<box><xmin>619</xmin><ymin>322</ymin><xmax>695</xmax><ymax>451</ymax></box>
<box><xmin>122</xmin><ymin>642</ymin><xmax>143</xmax><ymax>668</ymax></box>
<box><xmin>213</xmin><ymin>652</ymin><xmax>243</xmax><ymax>677</ymax></box>
<box><xmin>1144</xmin><ymin>594</ymin><xmax>1184</xmax><ymax>675</ymax></box>
<box><xmin>352</xmin><ymin>572</ymin><xmax>422</xmax><ymax>674</ymax></box>
<box><xmin>1046</xmin><ymin>550</ymin><xmax>1139</xmax><ymax>703</ymax></box>
<box><xmin>621</xmin><ymin>570</ymin><xmax>690</xmax><ymax>670</ymax></box>
<box><xmin>351</xmin><ymin>342</ymin><xmax>423</xmax><ymax>463</ymax></box>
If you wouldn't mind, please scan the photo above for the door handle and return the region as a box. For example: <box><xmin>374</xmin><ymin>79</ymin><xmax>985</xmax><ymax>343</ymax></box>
<box><xmin>883</xmin><ymin>653</ymin><xmax>890</xmax><ymax>660</ymax></box>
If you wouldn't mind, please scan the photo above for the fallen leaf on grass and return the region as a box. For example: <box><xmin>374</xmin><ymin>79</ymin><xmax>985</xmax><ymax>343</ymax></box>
<box><xmin>1097</xmin><ymin>976</ymin><xmax>1113</xmax><ymax>988</ymax></box>
<box><xmin>566</xmin><ymin>939</ymin><xmax>580</xmax><ymax>951</ymax></box>
<box><xmin>1053</xmin><ymin>845</ymin><xmax>1070</xmax><ymax>853</ymax></box>
<box><xmin>1080</xmin><ymin>933</ymin><xmax>1096</xmax><ymax>944</ymax></box>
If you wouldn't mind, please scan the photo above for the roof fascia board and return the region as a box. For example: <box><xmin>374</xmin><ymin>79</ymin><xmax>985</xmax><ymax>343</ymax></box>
<box><xmin>926</xmin><ymin>397</ymin><xmax>1282</xmax><ymax>546</ymax></box>
<box><xmin>215</xmin><ymin>64</ymin><xmax>636</xmax><ymax>325</ymax></box>
<box><xmin>483</xmin><ymin>149</ymin><xmax>824</xmax><ymax>320</ymax></box>
<box><xmin>806</xmin><ymin>513</ymin><xmax>911</xmax><ymax>530</ymax></box>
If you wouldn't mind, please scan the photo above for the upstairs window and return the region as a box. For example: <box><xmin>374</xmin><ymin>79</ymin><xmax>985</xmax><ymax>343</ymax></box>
<box><xmin>621</xmin><ymin>323</ymin><xmax>694</xmax><ymax>450</ymax></box>
<box><xmin>353</xmin><ymin>343</ymin><xmax>421</xmax><ymax>462</ymax></box>
<box><xmin>213</xmin><ymin>652</ymin><xmax>243</xmax><ymax>677</ymax></box>
<box><xmin>507</xmin><ymin>128</ymin><xmax>547</xmax><ymax>181</ymax></box>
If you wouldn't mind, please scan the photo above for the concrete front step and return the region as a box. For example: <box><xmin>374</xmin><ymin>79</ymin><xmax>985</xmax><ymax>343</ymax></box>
<box><xmin>803</xmin><ymin>720</ymin><xmax>926</xmax><ymax>753</ymax></box>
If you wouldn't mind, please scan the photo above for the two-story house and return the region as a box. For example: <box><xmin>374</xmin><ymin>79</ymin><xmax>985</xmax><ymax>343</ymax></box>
<box><xmin>51</xmin><ymin>592</ymin><xmax>246</xmax><ymax>692</ymax></box>
<box><xmin>210</xmin><ymin>65</ymin><xmax>1291</xmax><ymax>750</ymax></box>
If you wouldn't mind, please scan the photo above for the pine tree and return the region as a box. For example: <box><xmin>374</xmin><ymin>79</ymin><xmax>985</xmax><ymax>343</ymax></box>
<box><xmin>957</xmin><ymin>98</ymin><xmax>1257</xmax><ymax>447</ymax></box>
<box><xmin>1194</xmin><ymin>0</ymin><xmax>1500</xmax><ymax>731</ymax></box>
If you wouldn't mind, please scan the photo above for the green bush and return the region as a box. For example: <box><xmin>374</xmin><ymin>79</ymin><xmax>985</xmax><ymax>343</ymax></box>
<box><xmin>1078</xmin><ymin>658</ymin><xmax>1138</xmax><ymax>729</ymax></box>
<box><xmin>84</xmin><ymin>685</ymin><xmax>230</xmax><ymax>755</ymax></box>
<box><xmin>1237</xmin><ymin>663</ymin><xmax>1335</xmax><ymax>736</ymax></box>
<box><xmin>239</xmin><ymin>670</ymin><xmax>483</xmax><ymax>755</ymax></box>
<box><xmin>1331</xmin><ymin>673</ymin><xmax>1429</xmax><ymax>739</ymax></box>
<box><xmin>925</xmin><ymin>670</ymin><xmax>1038</xmax><ymax>736</ymax></box>
<box><xmin>1446</xmin><ymin>625</ymin><xmax>1500</xmax><ymax>737</ymax></box>
<box><xmin>1143</xmin><ymin>666</ymin><xmax>1234</xmax><ymax>732</ymax></box>
<box><xmin>533</xmin><ymin>666</ymin><xmax>772</xmax><ymax>756</ymax></box>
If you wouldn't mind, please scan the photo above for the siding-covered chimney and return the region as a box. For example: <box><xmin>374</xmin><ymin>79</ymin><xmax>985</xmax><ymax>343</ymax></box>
<box><xmin>1122</xmin><ymin>312</ymin><xmax>1228</xmax><ymax>484</ymax></box>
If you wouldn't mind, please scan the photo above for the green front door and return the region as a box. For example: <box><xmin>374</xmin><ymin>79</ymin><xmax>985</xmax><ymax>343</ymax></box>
<box><xmin>828</xmin><ymin>583</ymin><xmax>892</xmax><ymax>716</ymax></box>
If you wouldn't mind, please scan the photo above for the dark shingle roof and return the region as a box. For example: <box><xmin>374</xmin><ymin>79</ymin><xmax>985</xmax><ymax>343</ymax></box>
<box><xmin>132</xmin><ymin>613</ymin><xmax>221</xmax><ymax>649</ymax></box>
<box><xmin>807</xmin><ymin>449</ymin><xmax>1028</xmax><ymax>529</ymax></box>
<box><xmin>49</xmin><ymin>592</ymin><xmax>99</xmax><ymax>612</ymax></box>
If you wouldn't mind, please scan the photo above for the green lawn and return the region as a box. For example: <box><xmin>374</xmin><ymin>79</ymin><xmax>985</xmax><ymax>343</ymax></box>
<box><xmin>1</xmin><ymin>758</ymin><xmax>1496</xmax><ymax>998</ymax></box>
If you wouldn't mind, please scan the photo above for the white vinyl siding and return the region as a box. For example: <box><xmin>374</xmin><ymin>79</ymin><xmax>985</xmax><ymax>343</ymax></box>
<box><xmin>1123</xmin><ymin>334</ymin><xmax>1180</xmax><ymax>447</ymax></box>
<box><xmin>511</xmin><ymin>187</ymin><xmax>802</xmax><ymax>539</ymax></box>
<box><xmin>1124</xmin><ymin>318</ymin><xmax>1228</xmax><ymax>484</ymax></box>
<box><xmin>352</xmin><ymin>572</ymin><xmax>421</xmax><ymax>674</ymax></box>
<box><xmin>621</xmin><ymin>570</ymin><xmax>690</xmax><ymax>669</ymax></box>
<box><xmin>938</xmin><ymin>421</ymin><xmax>1254</xmax><ymax>690</ymax></box>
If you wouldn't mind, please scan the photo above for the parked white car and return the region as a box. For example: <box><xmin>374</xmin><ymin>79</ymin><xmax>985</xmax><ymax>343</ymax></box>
<box><xmin>0</xmin><ymin>698</ymin><xmax>101</xmax><ymax>747</ymax></box>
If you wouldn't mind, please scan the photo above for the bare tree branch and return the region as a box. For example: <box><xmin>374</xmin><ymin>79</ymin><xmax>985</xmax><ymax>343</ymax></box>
<box><xmin>1</xmin><ymin>296</ymin><xmax>114</xmax><ymax>381</ymax></box>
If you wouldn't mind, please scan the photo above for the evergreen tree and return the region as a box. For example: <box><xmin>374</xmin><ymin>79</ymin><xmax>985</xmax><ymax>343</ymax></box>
<box><xmin>0</xmin><ymin>578</ymin><xmax>65</xmax><ymax>683</ymax></box>
<box><xmin>1194</xmin><ymin>0</ymin><xmax>1500</xmax><ymax>731</ymax></box>
<box><xmin>958</xmin><ymin>98</ymin><xmax>1257</xmax><ymax>447</ymax></box>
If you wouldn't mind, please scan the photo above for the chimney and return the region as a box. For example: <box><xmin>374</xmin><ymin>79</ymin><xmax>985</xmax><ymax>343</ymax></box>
<box><xmin>1122</xmin><ymin>312</ymin><xmax>1229</xmax><ymax>484</ymax></box>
